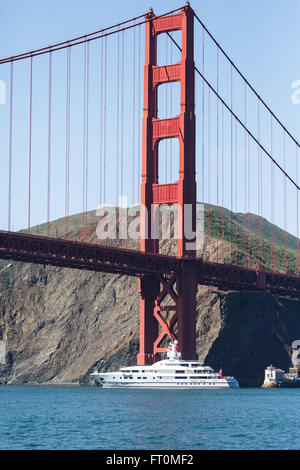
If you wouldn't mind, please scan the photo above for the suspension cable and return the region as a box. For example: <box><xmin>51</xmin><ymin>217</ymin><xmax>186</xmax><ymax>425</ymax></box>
<box><xmin>168</xmin><ymin>31</ymin><xmax>300</xmax><ymax>193</ymax></box>
<box><xmin>0</xmin><ymin>7</ymin><xmax>185</xmax><ymax>64</ymax></box>
<box><xmin>193</xmin><ymin>12</ymin><xmax>300</xmax><ymax>151</ymax></box>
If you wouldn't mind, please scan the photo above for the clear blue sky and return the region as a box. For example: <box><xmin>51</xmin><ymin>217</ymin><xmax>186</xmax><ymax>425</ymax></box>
<box><xmin>1</xmin><ymin>0</ymin><xmax>300</xmax><ymax>237</ymax></box>
<box><xmin>1</xmin><ymin>0</ymin><xmax>299</xmax><ymax>136</ymax></box>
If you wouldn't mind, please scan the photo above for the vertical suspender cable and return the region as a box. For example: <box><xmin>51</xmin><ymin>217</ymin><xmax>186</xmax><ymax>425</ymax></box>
<box><xmin>99</xmin><ymin>38</ymin><xmax>103</xmax><ymax>208</ymax></box>
<box><xmin>296</xmin><ymin>144</ymin><xmax>299</xmax><ymax>275</ymax></box>
<box><xmin>230</xmin><ymin>63</ymin><xmax>233</xmax><ymax>262</ymax></box>
<box><xmin>248</xmin><ymin>133</ymin><xmax>250</xmax><ymax>267</ymax></box>
<box><xmin>104</xmin><ymin>37</ymin><xmax>107</xmax><ymax>208</ymax></box>
<box><xmin>8</xmin><ymin>62</ymin><xmax>13</xmax><ymax>232</ymax></box>
<box><xmin>260</xmin><ymin>116</ymin><xmax>263</xmax><ymax>268</ymax></box>
<box><xmin>116</xmin><ymin>29</ymin><xmax>120</xmax><ymax>242</ymax></box>
<box><xmin>28</xmin><ymin>56</ymin><xmax>33</xmax><ymax>234</ymax></box>
<box><xmin>82</xmin><ymin>39</ymin><xmax>87</xmax><ymax>240</ymax></box>
<box><xmin>244</xmin><ymin>82</ymin><xmax>247</xmax><ymax>267</ymax></box>
<box><xmin>121</xmin><ymin>30</ymin><xmax>124</xmax><ymax>198</ymax></box>
<box><xmin>216</xmin><ymin>49</ymin><xmax>219</xmax><ymax>263</ymax></box>
<box><xmin>202</xmin><ymin>27</ymin><xmax>205</xmax><ymax>205</ymax></box>
<box><xmin>85</xmin><ymin>41</ymin><xmax>89</xmax><ymax>236</ymax></box>
<box><xmin>132</xmin><ymin>22</ymin><xmax>136</xmax><ymax>204</ymax></box>
<box><xmin>47</xmin><ymin>51</ymin><xmax>52</xmax><ymax>237</ymax></box>
<box><xmin>271</xmin><ymin>115</ymin><xmax>275</xmax><ymax>271</ymax></box>
<box><xmin>222</xmin><ymin>103</ymin><xmax>224</xmax><ymax>262</ymax></box>
<box><xmin>271</xmin><ymin>114</ymin><xmax>276</xmax><ymax>272</ymax></box>
<box><xmin>284</xmin><ymin>131</ymin><xmax>287</xmax><ymax>273</ymax></box>
<box><xmin>235</xmin><ymin>118</ymin><xmax>237</xmax><ymax>264</ymax></box>
<box><xmin>257</xmin><ymin>100</ymin><xmax>261</xmax><ymax>268</ymax></box>
<box><xmin>65</xmin><ymin>46</ymin><xmax>71</xmax><ymax>239</ymax></box>
<box><xmin>208</xmin><ymin>87</ymin><xmax>211</xmax><ymax>260</ymax></box>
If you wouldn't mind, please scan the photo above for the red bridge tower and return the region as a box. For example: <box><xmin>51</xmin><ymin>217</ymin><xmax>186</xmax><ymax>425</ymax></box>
<box><xmin>138</xmin><ymin>4</ymin><xmax>197</xmax><ymax>365</ymax></box>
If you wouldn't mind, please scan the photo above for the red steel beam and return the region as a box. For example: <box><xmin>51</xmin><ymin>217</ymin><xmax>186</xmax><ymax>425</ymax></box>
<box><xmin>0</xmin><ymin>231</ymin><xmax>178</xmax><ymax>277</ymax></box>
<box><xmin>152</xmin><ymin>63</ymin><xmax>181</xmax><ymax>85</ymax></box>
<box><xmin>1</xmin><ymin>231</ymin><xmax>300</xmax><ymax>298</ymax></box>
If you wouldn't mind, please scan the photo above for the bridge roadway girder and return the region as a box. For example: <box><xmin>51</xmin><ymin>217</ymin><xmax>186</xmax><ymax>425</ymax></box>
<box><xmin>1</xmin><ymin>231</ymin><xmax>300</xmax><ymax>299</ymax></box>
<box><xmin>0</xmin><ymin>231</ymin><xmax>178</xmax><ymax>277</ymax></box>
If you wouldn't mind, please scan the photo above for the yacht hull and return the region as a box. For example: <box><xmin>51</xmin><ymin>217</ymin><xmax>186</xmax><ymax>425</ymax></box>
<box><xmin>91</xmin><ymin>375</ymin><xmax>239</xmax><ymax>389</ymax></box>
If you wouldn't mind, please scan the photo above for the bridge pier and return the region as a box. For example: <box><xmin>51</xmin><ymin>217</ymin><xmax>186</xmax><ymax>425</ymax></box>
<box><xmin>137</xmin><ymin>264</ymin><xmax>197</xmax><ymax>365</ymax></box>
<box><xmin>177</xmin><ymin>262</ymin><xmax>197</xmax><ymax>360</ymax></box>
<box><xmin>137</xmin><ymin>275</ymin><xmax>160</xmax><ymax>365</ymax></box>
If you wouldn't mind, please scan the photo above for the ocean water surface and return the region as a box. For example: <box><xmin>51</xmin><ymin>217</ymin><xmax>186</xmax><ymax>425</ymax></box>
<box><xmin>0</xmin><ymin>386</ymin><xmax>299</xmax><ymax>450</ymax></box>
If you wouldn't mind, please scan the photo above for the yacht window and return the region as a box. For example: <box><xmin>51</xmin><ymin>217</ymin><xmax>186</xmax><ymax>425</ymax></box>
<box><xmin>131</xmin><ymin>370</ymin><xmax>138</xmax><ymax>372</ymax></box>
<box><xmin>175</xmin><ymin>376</ymin><xmax>187</xmax><ymax>379</ymax></box>
<box><xmin>175</xmin><ymin>370</ymin><xmax>184</xmax><ymax>373</ymax></box>
<box><xmin>143</xmin><ymin>377</ymin><xmax>147</xmax><ymax>379</ymax></box>
<box><xmin>137</xmin><ymin>377</ymin><xmax>141</xmax><ymax>379</ymax></box>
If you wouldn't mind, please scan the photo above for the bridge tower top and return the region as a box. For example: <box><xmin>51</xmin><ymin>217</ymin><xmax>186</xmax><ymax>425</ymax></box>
<box><xmin>140</xmin><ymin>3</ymin><xmax>196</xmax><ymax>258</ymax></box>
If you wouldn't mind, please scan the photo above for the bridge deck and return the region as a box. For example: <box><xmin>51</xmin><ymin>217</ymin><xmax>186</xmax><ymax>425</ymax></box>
<box><xmin>1</xmin><ymin>231</ymin><xmax>300</xmax><ymax>299</ymax></box>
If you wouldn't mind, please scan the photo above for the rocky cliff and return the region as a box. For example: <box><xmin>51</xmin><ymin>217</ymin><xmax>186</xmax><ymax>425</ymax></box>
<box><xmin>0</xmin><ymin>206</ymin><xmax>299</xmax><ymax>387</ymax></box>
<box><xmin>0</xmin><ymin>259</ymin><xmax>299</xmax><ymax>387</ymax></box>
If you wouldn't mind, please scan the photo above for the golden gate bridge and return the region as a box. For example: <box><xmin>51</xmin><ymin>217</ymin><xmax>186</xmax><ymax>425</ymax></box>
<box><xmin>1</xmin><ymin>3</ymin><xmax>300</xmax><ymax>365</ymax></box>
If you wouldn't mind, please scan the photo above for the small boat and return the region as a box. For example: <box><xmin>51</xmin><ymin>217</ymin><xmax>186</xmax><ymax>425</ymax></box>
<box><xmin>90</xmin><ymin>340</ymin><xmax>239</xmax><ymax>389</ymax></box>
<box><xmin>261</xmin><ymin>344</ymin><xmax>300</xmax><ymax>388</ymax></box>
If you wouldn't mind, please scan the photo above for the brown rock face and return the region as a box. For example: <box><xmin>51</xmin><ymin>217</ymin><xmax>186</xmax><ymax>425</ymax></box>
<box><xmin>201</xmin><ymin>291</ymin><xmax>300</xmax><ymax>387</ymax></box>
<box><xmin>0</xmin><ymin>259</ymin><xmax>300</xmax><ymax>386</ymax></box>
<box><xmin>0</xmin><ymin>261</ymin><xmax>140</xmax><ymax>384</ymax></box>
<box><xmin>261</xmin><ymin>383</ymin><xmax>278</xmax><ymax>388</ymax></box>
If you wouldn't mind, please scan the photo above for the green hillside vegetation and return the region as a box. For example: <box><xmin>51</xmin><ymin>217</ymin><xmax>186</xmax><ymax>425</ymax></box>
<box><xmin>205</xmin><ymin>204</ymin><xmax>298</xmax><ymax>275</ymax></box>
<box><xmin>10</xmin><ymin>202</ymin><xmax>299</xmax><ymax>277</ymax></box>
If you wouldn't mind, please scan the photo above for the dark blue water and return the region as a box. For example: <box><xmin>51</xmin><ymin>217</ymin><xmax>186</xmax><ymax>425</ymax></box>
<box><xmin>0</xmin><ymin>386</ymin><xmax>299</xmax><ymax>449</ymax></box>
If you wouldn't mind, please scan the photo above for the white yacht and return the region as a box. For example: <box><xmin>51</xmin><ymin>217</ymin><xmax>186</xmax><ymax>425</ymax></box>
<box><xmin>90</xmin><ymin>340</ymin><xmax>239</xmax><ymax>389</ymax></box>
